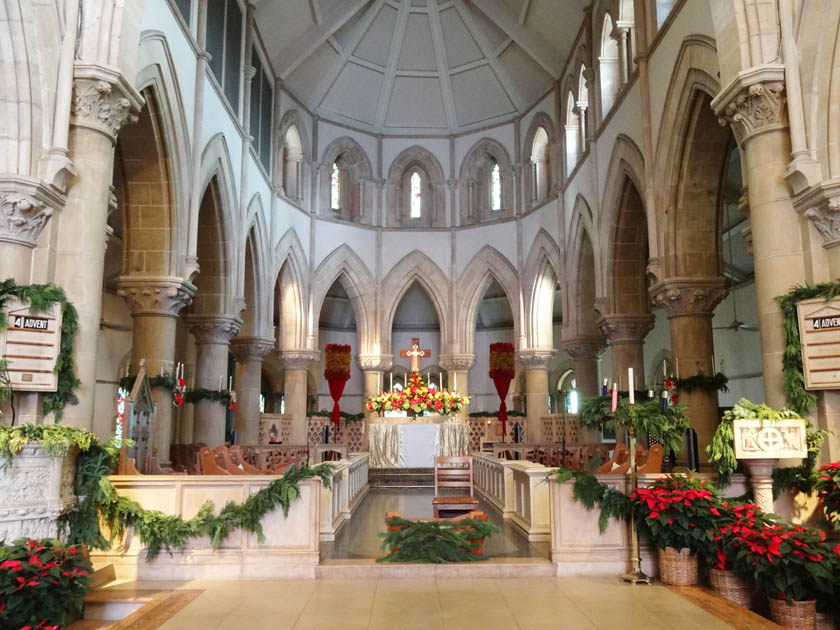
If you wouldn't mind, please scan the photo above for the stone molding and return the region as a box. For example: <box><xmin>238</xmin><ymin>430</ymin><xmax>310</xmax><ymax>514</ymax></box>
<box><xmin>281</xmin><ymin>349</ymin><xmax>320</xmax><ymax>370</ymax></box>
<box><xmin>187</xmin><ymin>314</ymin><xmax>242</xmax><ymax>345</ymax></box>
<box><xmin>71</xmin><ymin>63</ymin><xmax>143</xmax><ymax>143</ymax></box>
<box><xmin>712</xmin><ymin>64</ymin><xmax>787</xmax><ymax>146</ymax></box>
<box><xmin>597</xmin><ymin>314</ymin><xmax>655</xmax><ymax>345</ymax></box>
<box><xmin>0</xmin><ymin>177</ymin><xmax>65</xmax><ymax>248</ymax></box>
<box><xmin>116</xmin><ymin>276</ymin><xmax>196</xmax><ymax>317</ymax></box>
<box><xmin>517</xmin><ymin>349</ymin><xmax>555</xmax><ymax>369</ymax></box>
<box><xmin>650</xmin><ymin>277</ymin><xmax>729</xmax><ymax>318</ymax></box>
<box><xmin>230</xmin><ymin>336</ymin><xmax>275</xmax><ymax>363</ymax></box>
<box><xmin>357</xmin><ymin>353</ymin><xmax>393</xmax><ymax>372</ymax></box>
<box><xmin>439</xmin><ymin>354</ymin><xmax>476</xmax><ymax>372</ymax></box>
<box><xmin>560</xmin><ymin>336</ymin><xmax>607</xmax><ymax>360</ymax></box>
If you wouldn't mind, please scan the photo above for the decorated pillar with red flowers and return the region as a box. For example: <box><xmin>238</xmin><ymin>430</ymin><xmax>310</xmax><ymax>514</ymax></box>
<box><xmin>489</xmin><ymin>343</ymin><xmax>516</xmax><ymax>436</ymax></box>
<box><xmin>324</xmin><ymin>344</ymin><xmax>352</xmax><ymax>435</ymax></box>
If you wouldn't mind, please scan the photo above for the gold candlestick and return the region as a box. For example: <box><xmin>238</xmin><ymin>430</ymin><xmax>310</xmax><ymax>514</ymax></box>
<box><xmin>621</xmin><ymin>425</ymin><xmax>651</xmax><ymax>585</ymax></box>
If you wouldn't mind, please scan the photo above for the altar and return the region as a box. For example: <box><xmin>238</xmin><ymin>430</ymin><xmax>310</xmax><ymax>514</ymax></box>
<box><xmin>368</xmin><ymin>416</ymin><xmax>468</xmax><ymax>468</ymax></box>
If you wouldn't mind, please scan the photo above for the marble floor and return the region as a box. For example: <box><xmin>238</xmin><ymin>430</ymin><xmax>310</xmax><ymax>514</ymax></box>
<box><xmin>102</xmin><ymin>577</ymin><xmax>755</xmax><ymax>630</ymax></box>
<box><xmin>320</xmin><ymin>488</ymin><xmax>551</xmax><ymax>561</ymax></box>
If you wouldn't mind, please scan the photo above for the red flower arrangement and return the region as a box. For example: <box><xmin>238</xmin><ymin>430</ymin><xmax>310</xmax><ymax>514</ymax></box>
<box><xmin>704</xmin><ymin>501</ymin><xmax>771</xmax><ymax>570</ymax></box>
<box><xmin>815</xmin><ymin>461</ymin><xmax>840</xmax><ymax>531</ymax></box>
<box><xmin>0</xmin><ymin>538</ymin><xmax>93</xmax><ymax>629</ymax></box>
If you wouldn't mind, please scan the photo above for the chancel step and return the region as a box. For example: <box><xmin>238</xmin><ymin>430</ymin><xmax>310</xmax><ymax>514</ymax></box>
<box><xmin>369</xmin><ymin>467</ymin><xmax>434</xmax><ymax>488</ymax></box>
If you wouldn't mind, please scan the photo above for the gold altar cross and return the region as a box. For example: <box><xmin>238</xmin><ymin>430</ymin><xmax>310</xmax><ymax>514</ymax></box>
<box><xmin>400</xmin><ymin>337</ymin><xmax>431</xmax><ymax>373</ymax></box>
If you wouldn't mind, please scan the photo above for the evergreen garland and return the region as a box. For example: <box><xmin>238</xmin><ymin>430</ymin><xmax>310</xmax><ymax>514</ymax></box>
<box><xmin>551</xmin><ymin>468</ymin><xmax>632</xmax><ymax>533</ymax></box>
<box><xmin>775</xmin><ymin>282</ymin><xmax>840</xmax><ymax>415</ymax></box>
<box><xmin>467</xmin><ymin>410</ymin><xmax>526</xmax><ymax>418</ymax></box>
<box><xmin>673</xmin><ymin>371</ymin><xmax>729</xmax><ymax>394</ymax></box>
<box><xmin>0</xmin><ymin>424</ymin><xmax>96</xmax><ymax>464</ymax></box>
<box><xmin>312</xmin><ymin>409</ymin><xmax>365</xmax><ymax>421</ymax></box>
<box><xmin>0</xmin><ymin>279</ymin><xmax>81</xmax><ymax>420</ymax></box>
<box><xmin>119</xmin><ymin>372</ymin><xmax>177</xmax><ymax>393</ymax></box>
<box><xmin>378</xmin><ymin>516</ymin><xmax>500</xmax><ymax>563</ymax></box>
<box><xmin>184</xmin><ymin>388</ymin><xmax>232</xmax><ymax>407</ymax></box>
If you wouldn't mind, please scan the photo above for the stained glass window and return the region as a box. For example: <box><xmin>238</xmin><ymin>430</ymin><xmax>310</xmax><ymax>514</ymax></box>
<box><xmin>490</xmin><ymin>162</ymin><xmax>501</xmax><ymax>211</ymax></box>
<box><xmin>330</xmin><ymin>162</ymin><xmax>340</xmax><ymax>210</ymax></box>
<box><xmin>410</xmin><ymin>172</ymin><xmax>422</xmax><ymax>218</ymax></box>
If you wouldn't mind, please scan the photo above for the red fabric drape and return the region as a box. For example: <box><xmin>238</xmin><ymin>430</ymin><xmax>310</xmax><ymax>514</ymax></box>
<box><xmin>327</xmin><ymin>378</ymin><xmax>348</xmax><ymax>431</ymax></box>
<box><xmin>492</xmin><ymin>375</ymin><xmax>513</xmax><ymax>436</ymax></box>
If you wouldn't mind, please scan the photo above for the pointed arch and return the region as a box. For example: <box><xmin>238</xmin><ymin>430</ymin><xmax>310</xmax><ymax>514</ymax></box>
<box><xmin>522</xmin><ymin>229</ymin><xmax>563</xmax><ymax>349</ymax></box>
<box><xmin>319</xmin><ymin>135</ymin><xmax>374</xmax><ymax>223</ymax></box>
<box><xmin>380</xmin><ymin>251</ymin><xmax>451</xmax><ymax>354</ymax></box>
<box><xmin>273</xmin><ymin>229</ymin><xmax>310</xmax><ymax>350</ymax></box>
<box><xmin>278</xmin><ymin>109</ymin><xmax>310</xmax><ymax>202</ymax></box>
<box><xmin>455</xmin><ymin>246</ymin><xmax>521</xmax><ymax>355</ymax></box>
<box><xmin>523</xmin><ymin>112</ymin><xmax>558</xmax><ymax>208</ymax></box>
<box><xmin>386</xmin><ymin>145</ymin><xmax>446</xmax><ymax>227</ymax></box>
<box><xmin>458</xmin><ymin>137</ymin><xmax>515</xmax><ymax>224</ymax></box>
<box><xmin>239</xmin><ymin>194</ymin><xmax>272</xmax><ymax>338</ymax></box>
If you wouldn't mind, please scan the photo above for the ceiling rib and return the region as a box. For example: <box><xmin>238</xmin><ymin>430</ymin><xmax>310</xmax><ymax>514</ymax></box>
<box><xmin>427</xmin><ymin>0</ymin><xmax>458</xmax><ymax>130</ymax></box>
<box><xmin>375</xmin><ymin>0</ymin><xmax>412</xmax><ymax>129</ymax></box>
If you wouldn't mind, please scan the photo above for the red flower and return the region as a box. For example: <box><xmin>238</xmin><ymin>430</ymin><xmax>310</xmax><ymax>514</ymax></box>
<box><xmin>715</xmin><ymin>549</ymin><xmax>727</xmax><ymax>570</ymax></box>
<box><xmin>710</xmin><ymin>507</ymin><xmax>720</xmax><ymax>516</ymax></box>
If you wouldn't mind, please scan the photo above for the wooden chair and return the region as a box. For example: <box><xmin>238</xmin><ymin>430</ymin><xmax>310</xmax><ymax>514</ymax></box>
<box><xmin>229</xmin><ymin>445</ymin><xmax>265</xmax><ymax>474</ymax></box>
<box><xmin>432</xmin><ymin>456</ymin><xmax>479</xmax><ymax>517</ymax></box>
<box><xmin>595</xmin><ymin>443</ymin><xmax>630</xmax><ymax>473</ymax></box>
<box><xmin>384</xmin><ymin>511</ymin><xmax>491</xmax><ymax>556</ymax></box>
<box><xmin>196</xmin><ymin>446</ymin><xmax>230</xmax><ymax>475</ymax></box>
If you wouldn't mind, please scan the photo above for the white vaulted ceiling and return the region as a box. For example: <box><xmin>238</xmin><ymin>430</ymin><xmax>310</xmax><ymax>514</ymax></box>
<box><xmin>255</xmin><ymin>0</ymin><xmax>586</xmax><ymax>134</ymax></box>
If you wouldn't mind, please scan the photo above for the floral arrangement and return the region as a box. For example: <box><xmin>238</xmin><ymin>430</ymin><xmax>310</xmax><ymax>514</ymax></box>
<box><xmin>324</xmin><ymin>344</ymin><xmax>351</xmax><ymax>380</ymax></box>
<box><xmin>366</xmin><ymin>372</ymin><xmax>469</xmax><ymax>416</ymax></box>
<box><xmin>488</xmin><ymin>342</ymin><xmax>515</xmax><ymax>378</ymax></box>
<box><xmin>816</xmin><ymin>461</ymin><xmax>840</xmax><ymax>531</ymax></box>
<box><xmin>0</xmin><ymin>538</ymin><xmax>93</xmax><ymax>629</ymax></box>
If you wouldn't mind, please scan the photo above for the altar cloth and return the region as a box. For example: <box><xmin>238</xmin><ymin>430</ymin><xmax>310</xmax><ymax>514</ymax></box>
<box><xmin>368</xmin><ymin>422</ymin><xmax>469</xmax><ymax>468</ymax></box>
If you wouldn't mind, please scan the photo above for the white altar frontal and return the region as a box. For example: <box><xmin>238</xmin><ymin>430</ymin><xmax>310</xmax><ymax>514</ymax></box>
<box><xmin>368</xmin><ymin>415</ymin><xmax>469</xmax><ymax>468</ymax></box>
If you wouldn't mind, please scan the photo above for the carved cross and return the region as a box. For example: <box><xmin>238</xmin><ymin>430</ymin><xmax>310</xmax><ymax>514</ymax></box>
<box><xmin>400</xmin><ymin>337</ymin><xmax>431</xmax><ymax>373</ymax></box>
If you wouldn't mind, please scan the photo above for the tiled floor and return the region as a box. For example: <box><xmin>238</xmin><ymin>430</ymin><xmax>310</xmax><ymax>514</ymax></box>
<box><xmin>105</xmin><ymin>577</ymin><xmax>740</xmax><ymax>630</ymax></box>
<box><xmin>320</xmin><ymin>488</ymin><xmax>551</xmax><ymax>561</ymax></box>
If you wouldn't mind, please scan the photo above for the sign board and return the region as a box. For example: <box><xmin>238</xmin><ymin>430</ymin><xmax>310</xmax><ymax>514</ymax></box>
<box><xmin>797</xmin><ymin>297</ymin><xmax>840</xmax><ymax>390</ymax></box>
<box><xmin>0</xmin><ymin>297</ymin><xmax>62</xmax><ymax>392</ymax></box>
<box><xmin>733</xmin><ymin>419</ymin><xmax>808</xmax><ymax>460</ymax></box>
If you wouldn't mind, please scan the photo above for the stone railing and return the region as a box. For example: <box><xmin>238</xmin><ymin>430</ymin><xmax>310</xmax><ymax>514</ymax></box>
<box><xmin>240</xmin><ymin>444</ymin><xmax>308</xmax><ymax>469</ymax></box>
<box><xmin>319</xmin><ymin>453</ymin><xmax>369</xmax><ymax>542</ymax></box>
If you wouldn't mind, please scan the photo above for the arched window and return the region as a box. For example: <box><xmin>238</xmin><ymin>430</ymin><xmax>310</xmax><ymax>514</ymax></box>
<box><xmin>530</xmin><ymin>127</ymin><xmax>550</xmax><ymax>203</ymax></box>
<box><xmin>565</xmin><ymin>91</ymin><xmax>580</xmax><ymax>175</ymax></box>
<box><xmin>490</xmin><ymin>163</ymin><xmax>501</xmax><ymax>211</ymax></box>
<box><xmin>330</xmin><ymin>162</ymin><xmax>341</xmax><ymax>210</ymax></box>
<box><xmin>410</xmin><ymin>171</ymin><xmax>422</xmax><ymax>218</ymax></box>
<box><xmin>600</xmin><ymin>14</ymin><xmax>620</xmax><ymax>114</ymax></box>
<box><xmin>283</xmin><ymin>125</ymin><xmax>303</xmax><ymax>202</ymax></box>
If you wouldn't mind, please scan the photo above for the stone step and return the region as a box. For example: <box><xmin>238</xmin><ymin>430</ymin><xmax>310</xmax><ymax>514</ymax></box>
<box><xmin>317</xmin><ymin>558</ymin><xmax>556</xmax><ymax>578</ymax></box>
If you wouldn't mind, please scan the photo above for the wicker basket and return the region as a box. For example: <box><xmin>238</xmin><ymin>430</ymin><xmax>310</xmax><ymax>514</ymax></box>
<box><xmin>768</xmin><ymin>598</ymin><xmax>816</xmax><ymax>630</ymax></box>
<box><xmin>709</xmin><ymin>568</ymin><xmax>752</xmax><ymax>608</ymax></box>
<box><xmin>816</xmin><ymin>612</ymin><xmax>838</xmax><ymax>630</ymax></box>
<box><xmin>657</xmin><ymin>547</ymin><xmax>698</xmax><ymax>586</ymax></box>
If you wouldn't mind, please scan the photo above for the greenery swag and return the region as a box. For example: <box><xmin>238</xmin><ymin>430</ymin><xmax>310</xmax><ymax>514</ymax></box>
<box><xmin>312</xmin><ymin>409</ymin><xmax>365</xmax><ymax>421</ymax></box>
<box><xmin>551</xmin><ymin>468</ymin><xmax>631</xmax><ymax>533</ymax></box>
<box><xmin>378</xmin><ymin>515</ymin><xmax>500</xmax><ymax>563</ymax></box>
<box><xmin>184</xmin><ymin>387</ymin><xmax>233</xmax><ymax>407</ymax></box>
<box><xmin>0</xmin><ymin>424</ymin><xmax>96</xmax><ymax>464</ymax></box>
<box><xmin>673</xmin><ymin>371</ymin><xmax>729</xmax><ymax>394</ymax></box>
<box><xmin>467</xmin><ymin>410</ymin><xmax>526</xmax><ymax>418</ymax></box>
<box><xmin>119</xmin><ymin>372</ymin><xmax>177</xmax><ymax>393</ymax></box>
<box><xmin>775</xmin><ymin>282</ymin><xmax>840</xmax><ymax>415</ymax></box>
<box><xmin>0</xmin><ymin>279</ymin><xmax>81</xmax><ymax>421</ymax></box>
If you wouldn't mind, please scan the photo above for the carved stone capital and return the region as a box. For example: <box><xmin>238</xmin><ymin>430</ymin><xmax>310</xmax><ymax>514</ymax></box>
<box><xmin>439</xmin><ymin>354</ymin><xmax>476</xmax><ymax>372</ymax></box>
<box><xmin>71</xmin><ymin>64</ymin><xmax>143</xmax><ymax>143</ymax></box>
<box><xmin>650</xmin><ymin>277</ymin><xmax>729</xmax><ymax>318</ymax></box>
<box><xmin>517</xmin><ymin>349</ymin><xmax>555</xmax><ymax>369</ymax></box>
<box><xmin>804</xmin><ymin>197</ymin><xmax>840</xmax><ymax>249</ymax></box>
<box><xmin>187</xmin><ymin>315</ymin><xmax>242</xmax><ymax>345</ymax></box>
<box><xmin>230</xmin><ymin>336</ymin><xmax>275</xmax><ymax>363</ymax></box>
<box><xmin>0</xmin><ymin>194</ymin><xmax>53</xmax><ymax>248</ymax></box>
<box><xmin>281</xmin><ymin>349</ymin><xmax>320</xmax><ymax>371</ymax></box>
<box><xmin>712</xmin><ymin>65</ymin><xmax>787</xmax><ymax>146</ymax></box>
<box><xmin>357</xmin><ymin>353</ymin><xmax>393</xmax><ymax>372</ymax></box>
<box><xmin>560</xmin><ymin>336</ymin><xmax>606</xmax><ymax>361</ymax></box>
<box><xmin>244</xmin><ymin>65</ymin><xmax>257</xmax><ymax>82</ymax></box>
<box><xmin>597</xmin><ymin>314</ymin><xmax>655</xmax><ymax>345</ymax></box>
<box><xmin>116</xmin><ymin>276</ymin><xmax>196</xmax><ymax>317</ymax></box>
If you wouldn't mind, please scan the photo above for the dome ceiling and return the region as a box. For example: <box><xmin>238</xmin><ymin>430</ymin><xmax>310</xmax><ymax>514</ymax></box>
<box><xmin>256</xmin><ymin>0</ymin><xmax>587</xmax><ymax>134</ymax></box>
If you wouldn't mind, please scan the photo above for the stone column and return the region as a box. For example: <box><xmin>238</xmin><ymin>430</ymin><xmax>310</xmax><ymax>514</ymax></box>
<box><xmin>439</xmin><ymin>354</ymin><xmax>475</xmax><ymax>420</ymax></box>
<box><xmin>0</xmin><ymin>183</ymin><xmax>63</xmax><ymax>283</ymax></box>
<box><xmin>186</xmin><ymin>315</ymin><xmax>241</xmax><ymax>446</ymax></box>
<box><xmin>517</xmin><ymin>350</ymin><xmax>555</xmax><ymax>444</ymax></box>
<box><xmin>282</xmin><ymin>350</ymin><xmax>319</xmax><ymax>444</ymax></box>
<box><xmin>613</xmin><ymin>26</ymin><xmax>630</xmax><ymax>85</ymax></box>
<box><xmin>560</xmin><ymin>336</ymin><xmax>606</xmax><ymax>398</ymax></box>
<box><xmin>53</xmin><ymin>65</ymin><xmax>142</xmax><ymax>428</ymax></box>
<box><xmin>116</xmin><ymin>277</ymin><xmax>195</xmax><ymax>466</ymax></box>
<box><xmin>230</xmin><ymin>337</ymin><xmax>275</xmax><ymax>445</ymax></box>
<box><xmin>651</xmin><ymin>277</ymin><xmax>728</xmax><ymax>460</ymax></box>
<box><xmin>358</xmin><ymin>354</ymin><xmax>393</xmax><ymax>450</ymax></box>
<box><xmin>713</xmin><ymin>73</ymin><xmax>805</xmax><ymax>409</ymax></box>
<box><xmin>598</xmin><ymin>314</ymin><xmax>654</xmax><ymax>390</ymax></box>
<box><xmin>576</xmin><ymin>102</ymin><xmax>588</xmax><ymax>155</ymax></box>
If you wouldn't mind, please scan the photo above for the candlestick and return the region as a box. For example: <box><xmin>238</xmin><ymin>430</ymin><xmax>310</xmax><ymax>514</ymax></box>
<box><xmin>611</xmin><ymin>383</ymin><xmax>618</xmax><ymax>413</ymax></box>
<box><xmin>628</xmin><ymin>368</ymin><xmax>634</xmax><ymax>404</ymax></box>
<box><xmin>602</xmin><ymin>378</ymin><xmax>608</xmax><ymax>396</ymax></box>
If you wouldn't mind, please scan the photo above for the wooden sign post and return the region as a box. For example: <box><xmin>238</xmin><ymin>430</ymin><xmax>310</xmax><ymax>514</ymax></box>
<box><xmin>0</xmin><ymin>297</ymin><xmax>62</xmax><ymax>391</ymax></box>
<box><xmin>796</xmin><ymin>296</ymin><xmax>840</xmax><ymax>390</ymax></box>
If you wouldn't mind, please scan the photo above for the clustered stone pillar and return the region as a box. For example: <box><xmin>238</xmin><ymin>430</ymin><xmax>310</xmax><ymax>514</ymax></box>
<box><xmin>598</xmin><ymin>314</ymin><xmax>653</xmax><ymax>390</ymax></box>
<box><xmin>651</xmin><ymin>277</ymin><xmax>727</xmax><ymax>459</ymax></box>
<box><xmin>358</xmin><ymin>354</ymin><xmax>393</xmax><ymax>450</ymax></box>
<box><xmin>116</xmin><ymin>277</ymin><xmax>195</xmax><ymax>466</ymax></box>
<box><xmin>439</xmin><ymin>354</ymin><xmax>475</xmax><ymax>420</ymax></box>
<box><xmin>187</xmin><ymin>315</ymin><xmax>241</xmax><ymax>447</ymax></box>
<box><xmin>517</xmin><ymin>350</ymin><xmax>555</xmax><ymax>443</ymax></box>
<box><xmin>53</xmin><ymin>67</ymin><xmax>142</xmax><ymax>428</ymax></box>
<box><xmin>230</xmin><ymin>337</ymin><xmax>275</xmax><ymax>445</ymax></box>
<box><xmin>282</xmin><ymin>350</ymin><xmax>319</xmax><ymax>444</ymax></box>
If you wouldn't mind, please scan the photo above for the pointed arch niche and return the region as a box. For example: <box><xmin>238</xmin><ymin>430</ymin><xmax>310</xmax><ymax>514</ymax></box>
<box><xmin>524</xmin><ymin>113</ymin><xmax>557</xmax><ymax>209</ymax></box>
<box><xmin>458</xmin><ymin>139</ymin><xmax>514</xmax><ymax>225</ymax></box>
<box><xmin>386</xmin><ymin>146</ymin><xmax>446</xmax><ymax>228</ymax></box>
<box><xmin>319</xmin><ymin>136</ymin><xmax>374</xmax><ymax>224</ymax></box>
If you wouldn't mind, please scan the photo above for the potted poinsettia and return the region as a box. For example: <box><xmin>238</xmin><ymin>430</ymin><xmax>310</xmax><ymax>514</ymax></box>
<box><xmin>631</xmin><ymin>475</ymin><xmax>720</xmax><ymax>585</ymax></box>
<box><xmin>731</xmin><ymin>523</ymin><xmax>837</xmax><ymax>630</ymax></box>
<box><xmin>815</xmin><ymin>461</ymin><xmax>840</xmax><ymax>531</ymax></box>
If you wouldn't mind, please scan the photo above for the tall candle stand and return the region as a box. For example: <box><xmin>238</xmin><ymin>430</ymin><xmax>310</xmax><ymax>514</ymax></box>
<box><xmin>621</xmin><ymin>423</ymin><xmax>651</xmax><ymax>585</ymax></box>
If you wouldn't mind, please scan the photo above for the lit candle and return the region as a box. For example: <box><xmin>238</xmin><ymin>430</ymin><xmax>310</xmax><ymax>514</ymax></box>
<box><xmin>602</xmin><ymin>378</ymin><xmax>608</xmax><ymax>396</ymax></box>
<box><xmin>628</xmin><ymin>368</ymin><xmax>634</xmax><ymax>404</ymax></box>
<box><xmin>611</xmin><ymin>382</ymin><xmax>618</xmax><ymax>413</ymax></box>
<box><xmin>454</xmin><ymin>372</ymin><xmax>457</xmax><ymax>392</ymax></box>
<box><xmin>390</xmin><ymin>372</ymin><xmax>393</xmax><ymax>391</ymax></box>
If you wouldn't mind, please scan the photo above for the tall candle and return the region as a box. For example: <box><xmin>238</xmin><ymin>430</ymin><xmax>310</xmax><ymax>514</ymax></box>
<box><xmin>628</xmin><ymin>368</ymin><xmax>635</xmax><ymax>404</ymax></box>
<box><xmin>602</xmin><ymin>378</ymin><xmax>608</xmax><ymax>396</ymax></box>
<box><xmin>647</xmin><ymin>389</ymin><xmax>654</xmax><ymax>401</ymax></box>
<box><xmin>218</xmin><ymin>376</ymin><xmax>223</xmax><ymax>391</ymax></box>
<box><xmin>661</xmin><ymin>389</ymin><xmax>669</xmax><ymax>411</ymax></box>
<box><xmin>390</xmin><ymin>372</ymin><xmax>393</xmax><ymax>391</ymax></box>
<box><xmin>611</xmin><ymin>382</ymin><xmax>618</xmax><ymax>413</ymax></box>
<box><xmin>228</xmin><ymin>376</ymin><xmax>232</xmax><ymax>391</ymax></box>
<box><xmin>454</xmin><ymin>372</ymin><xmax>457</xmax><ymax>392</ymax></box>
<box><xmin>675</xmin><ymin>357</ymin><xmax>680</xmax><ymax>379</ymax></box>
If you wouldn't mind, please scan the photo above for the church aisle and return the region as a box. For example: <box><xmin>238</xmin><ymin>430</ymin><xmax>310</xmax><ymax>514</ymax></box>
<box><xmin>103</xmin><ymin>576</ymin><xmax>748</xmax><ymax>630</ymax></box>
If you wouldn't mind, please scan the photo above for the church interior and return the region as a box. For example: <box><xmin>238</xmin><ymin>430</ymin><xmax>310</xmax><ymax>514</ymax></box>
<box><xmin>3</xmin><ymin>0</ymin><xmax>840</xmax><ymax>628</ymax></box>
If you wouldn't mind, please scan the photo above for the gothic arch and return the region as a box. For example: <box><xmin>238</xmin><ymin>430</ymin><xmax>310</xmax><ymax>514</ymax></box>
<box><xmin>277</xmin><ymin>109</ymin><xmax>309</xmax><ymax>201</ymax></box>
<box><xmin>319</xmin><ymin>135</ymin><xmax>374</xmax><ymax>223</ymax></box>
<box><xmin>521</xmin><ymin>229</ymin><xmax>563</xmax><ymax>349</ymax></box>
<box><xmin>278</xmin><ymin>109</ymin><xmax>310</xmax><ymax>162</ymax></box>
<box><xmin>273</xmin><ymin>229</ymin><xmax>309</xmax><ymax>351</ymax></box>
<box><xmin>239</xmin><ymin>194</ymin><xmax>272</xmax><ymax>339</ymax></box>
<box><xmin>458</xmin><ymin>137</ymin><xmax>515</xmax><ymax>225</ymax></box>
<box><xmin>565</xmin><ymin>196</ymin><xmax>602</xmax><ymax>335</ymax></box>
<box><xmin>385</xmin><ymin>145</ymin><xmax>446</xmax><ymax>228</ymax></box>
<box><xmin>312</xmin><ymin>245</ymin><xmax>376</xmax><ymax>354</ymax></box>
<box><xmin>191</xmin><ymin>175</ymin><xmax>235</xmax><ymax>316</ymax></box>
<box><xmin>523</xmin><ymin>112</ymin><xmax>558</xmax><ymax>208</ymax></box>
<box><xmin>380</xmin><ymin>251</ymin><xmax>451</xmax><ymax>354</ymax></box>
<box><xmin>454</xmin><ymin>246</ymin><xmax>521</xmax><ymax>355</ymax></box>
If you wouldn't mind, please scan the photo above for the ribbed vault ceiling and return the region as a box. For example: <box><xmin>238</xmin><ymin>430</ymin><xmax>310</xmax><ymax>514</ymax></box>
<box><xmin>255</xmin><ymin>0</ymin><xmax>586</xmax><ymax>134</ymax></box>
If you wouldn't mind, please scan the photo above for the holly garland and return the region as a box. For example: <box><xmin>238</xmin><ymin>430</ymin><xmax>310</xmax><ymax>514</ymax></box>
<box><xmin>0</xmin><ymin>279</ymin><xmax>81</xmax><ymax>421</ymax></box>
<box><xmin>775</xmin><ymin>282</ymin><xmax>840</xmax><ymax>415</ymax></box>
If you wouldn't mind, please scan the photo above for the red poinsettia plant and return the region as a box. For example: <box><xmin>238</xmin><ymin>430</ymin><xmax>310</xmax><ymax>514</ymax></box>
<box><xmin>730</xmin><ymin>523</ymin><xmax>838</xmax><ymax>603</ymax></box>
<box><xmin>631</xmin><ymin>475</ymin><xmax>720</xmax><ymax>556</ymax></box>
<box><xmin>815</xmin><ymin>461</ymin><xmax>840</xmax><ymax>530</ymax></box>
<box><xmin>0</xmin><ymin>538</ymin><xmax>93</xmax><ymax>629</ymax></box>
<box><xmin>702</xmin><ymin>501</ymin><xmax>772</xmax><ymax>571</ymax></box>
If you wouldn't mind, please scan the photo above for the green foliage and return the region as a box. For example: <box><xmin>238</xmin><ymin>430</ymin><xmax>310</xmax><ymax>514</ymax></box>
<box><xmin>0</xmin><ymin>424</ymin><xmax>96</xmax><ymax>465</ymax></box>
<box><xmin>184</xmin><ymin>388</ymin><xmax>232</xmax><ymax>407</ymax></box>
<box><xmin>775</xmin><ymin>282</ymin><xmax>840</xmax><ymax>415</ymax></box>
<box><xmin>577</xmin><ymin>396</ymin><xmax>613</xmax><ymax>430</ymax></box>
<box><xmin>378</xmin><ymin>516</ymin><xmax>500</xmax><ymax>563</ymax></box>
<box><xmin>0</xmin><ymin>279</ymin><xmax>81</xmax><ymax>420</ymax></box>
<box><xmin>771</xmin><ymin>427</ymin><xmax>830</xmax><ymax>498</ymax></box>
<box><xmin>674</xmin><ymin>371</ymin><xmax>729</xmax><ymax>394</ymax></box>
<box><xmin>312</xmin><ymin>409</ymin><xmax>365</xmax><ymax>421</ymax></box>
<box><xmin>550</xmin><ymin>468</ymin><xmax>631</xmax><ymax>533</ymax></box>
<box><xmin>612</xmin><ymin>400</ymin><xmax>690</xmax><ymax>456</ymax></box>
<box><xmin>119</xmin><ymin>372</ymin><xmax>177</xmax><ymax>393</ymax></box>
<box><xmin>467</xmin><ymin>410</ymin><xmax>526</xmax><ymax>418</ymax></box>
<box><xmin>0</xmin><ymin>538</ymin><xmax>93</xmax><ymax>629</ymax></box>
